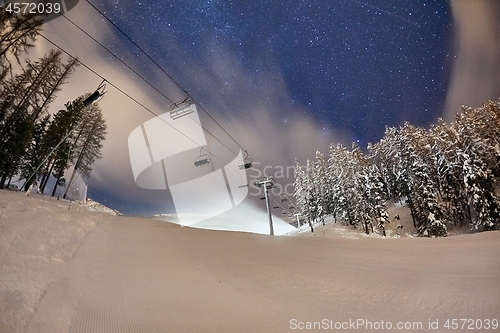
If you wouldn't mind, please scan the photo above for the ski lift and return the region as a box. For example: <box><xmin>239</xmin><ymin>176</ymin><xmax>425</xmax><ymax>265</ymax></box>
<box><xmin>260</xmin><ymin>197</ymin><xmax>266</xmax><ymax>200</ymax></box>
<box><xmin>170</xmin><ymin>97</ymin><xmax>195</xmax><ymax>120</ymax></box>
<box><xmin>194</xmin><ymin>148</ymin><xmax>210</xmax><ymax>167</ymax></box>
<box><xmin>289</xmin><ymin>205</ymin><xmax>295</xmax><ymax>209</ymax></box>
<box><xmin>83</xmin><ymin>79</ymin><xmax>107</xmax><ymax>106</ymax></box>
<box><xmin>238</xmin><ymin>175</ymin><xmax>248</xmax><ymax>188</ymax></box>
<box><xmin>272</xmin><ymin>205</ymin><xmax>279</xmax><ymax>209</ymax></box>
<box><xmin>280</xmin><ymin>196</ymin><xmax>288</xmax><ymax>202</ymax></box>
<box><xmin>238</xmin><ymin>150</ymin><xmax>253</xmax><ymax>170</ymax></box>
<box><xmin>282</xmin><ymin>210</ymin><xmax>287</xmax><ymax>215</ymax></box>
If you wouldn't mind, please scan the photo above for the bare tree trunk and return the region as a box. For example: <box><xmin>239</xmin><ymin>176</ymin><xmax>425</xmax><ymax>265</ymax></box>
<box><xmin>64</xmin><ymin>131</ymin><xmax>92</xmax><ymax>198</ymax></box>
<box><xmin>0</xmin><ymin>174</ymin><xmax>7</xmax><ymax>189</ymax></box>
<box><xmin>380</xmin><ymin>222</ymin><xmax>386</xmax><ymax>237</ymax></box>
<box><xmin>51</xmin><ymin>166</ymin><xmax>64</xmax><ymax>197</ymax></box>
<box><xmin>407</xmin><ymin>196</ymin><xmax>417</xmax><ymax>228</ymax></box>
<box><xmin>40</xmin><ymin>157</ymin><xmax>55</xmax><ymax>193</ymax></box>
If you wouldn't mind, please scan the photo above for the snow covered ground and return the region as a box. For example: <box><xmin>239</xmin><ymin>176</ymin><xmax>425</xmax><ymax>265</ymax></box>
<box><xmin>153</xmin><ymin>201</ymin><xmax>296</xmax><ymax>235</ymax></box>
<box><xmin>1</xmin><ymin>189</ymin><xmax>499</xmax><ymax>333</ymax></box>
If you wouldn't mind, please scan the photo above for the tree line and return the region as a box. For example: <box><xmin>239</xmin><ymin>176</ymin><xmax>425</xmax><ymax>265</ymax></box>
<box><xmin>294</xmin><ymin>100</ymin><xmax>500</xmax><ymax>237</ymax></box>
<box><xmin>0</xmin><ymin>7</ymin><xmax>107</xmax><ymax>196</ymax></box>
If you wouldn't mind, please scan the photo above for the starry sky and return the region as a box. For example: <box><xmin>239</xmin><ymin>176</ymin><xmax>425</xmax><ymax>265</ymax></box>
<box><xmin>31</xmin><ymin>0</ymin><xmax>500</xmax><ymax>216</ymax></box>
<box><xmin>102</xmin><ymin>0</ymin><xmax>453</xmax><ymax>146</ymax></box>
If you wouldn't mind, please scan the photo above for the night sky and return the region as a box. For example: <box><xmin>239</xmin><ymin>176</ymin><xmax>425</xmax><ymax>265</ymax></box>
<box><xmin>101</xmin><ymin>0</ymin><xmax>453</xmax><ymax>146</ymax></box>
<box><xmin>32</xmin><ymin>0</ymin><xmax>500</xmax><ymax>216</ymax></box>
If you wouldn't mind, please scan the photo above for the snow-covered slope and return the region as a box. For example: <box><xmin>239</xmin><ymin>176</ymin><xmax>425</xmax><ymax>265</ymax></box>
<box><xmin>1</xmin><ymin>189</ymin><xmax>499</xmax><ymax>333</ymax></box>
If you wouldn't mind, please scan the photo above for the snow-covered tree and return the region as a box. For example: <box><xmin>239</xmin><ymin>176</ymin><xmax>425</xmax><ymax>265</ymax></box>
<box><xmin>294</xmin><ymin>99</ymin><xmax>500</xmax><ymax>237</ymax></box>
<box><xmin>313</xmin><ymin>151</ymin><xmax>327</xmax><ymax>225</ymax></box>
<box><xmin>455</xmin><ymin>102</ymin><xmax>500</xmax><ymax>230</ymax></box>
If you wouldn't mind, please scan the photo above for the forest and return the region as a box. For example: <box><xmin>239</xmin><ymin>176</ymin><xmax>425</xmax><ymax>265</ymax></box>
<box><xmin>0</xmin><ymin>8</ymin><xmax>106</xmax><ymax>196</ymax></box>
<box><xmin>294</xmin><ymin>100</ymin><xmax>500</xmax><ymax>237</ymax></box>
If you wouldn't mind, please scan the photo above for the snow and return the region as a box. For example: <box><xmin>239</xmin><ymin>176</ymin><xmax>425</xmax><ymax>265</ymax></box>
<box><xmin>153</xmin><ymin>201</ymin><xmax>296</xmax><ymax>235</ymax></box>
<box><xmin>84</xmin><ymin>198</ymin><xmax>122</xmax><ymax>216</ymax></box>
<box><xmin>287</xmin><ymin>200</ymin><xmax>418</xmax><ymax>239</ymax></box>
<box><xmin>1</xmin><ymin>189</ymin><xmax>499</xmax><ymax>333</ymax></box>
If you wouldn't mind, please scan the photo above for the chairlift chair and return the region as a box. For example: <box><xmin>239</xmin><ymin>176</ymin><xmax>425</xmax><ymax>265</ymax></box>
<box><xmin>170</xmin><ymin>97</ymin><xmax>195</xmax><ymax>120</ymax></box>
<box><xmin>238</xmin><ymin>175</ymin><xmax>248</xmax><ymax>188</ymax></box>
<box><xmin>280</xmin><ymin>196</ymin><xmax>288</xmax><ymax>202</ymax></box>
<box><xmin>83</xmin><ymin>79</ymin><xmax>107</xmax><ymax>106</ymax></box>
<box><xmin>238</xmin><ymin>150</ymin><xmax>253</xmax><ymax>170</ymax></box>
<box><xmin>282</xmin><ymin>210</ymin><xmax>287</xmax><ymax>215</ymax></box>
<box><xmin>272</xmin><ymin>205</ymin><xmax>279</xmax><ymax>209</ymax></box>
<box><xmin>194</xmin><ymin>148</ymin><xmax>210</xmax><ymax>167</ymax></box>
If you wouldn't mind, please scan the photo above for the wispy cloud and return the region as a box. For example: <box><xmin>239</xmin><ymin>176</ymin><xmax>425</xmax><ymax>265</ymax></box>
<box><xmin>444</xmin><ymin>0</ymin><xmax>500</xmax><ymax>120</ymax></box>
<box><xmin>31</xmin><ymin>3</ymin><xmax>363</xmax><ymax>214</ymax></box>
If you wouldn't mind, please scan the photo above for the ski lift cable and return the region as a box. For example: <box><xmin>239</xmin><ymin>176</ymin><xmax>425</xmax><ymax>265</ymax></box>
<box><xmin>60</xmin><ymin>14</ymin><xmax>175</xmax><ymax>104</ymax></box>
<box><xmin>61</xmin><ymin>13</ymin><xmax>246</xmax><ymax>161</ymax></box>
<box><xmin>268</xmin><ymin>195</ymin><xmax>291</xmax><ymax>214</ymax></box>
<box><xmin>269</xmin><ymin>197</ymin><xmax>285</xmax><ymax>211</ymax></box>
<box><xmin>252</xmin><ymin>161</ymin><xmax>296</xmax><ymax>206</ymax></box>
<box><xmin>273</xmin><ymin>197</ymin><xmax>293</xmax><ymax>215</ymax></box>
<box><xmin>37</xmin><ymin>34</ymin><xmax>245</xmax><ymax>178</ymax></box>
<box><xmin>180</xmin><ymin>102</ymin><xmax>240</xmax><ymax>157</ymax></box>
<box><xmin>84</xmin><ymin>0</ymin><xmax>251</xmax><ymax>159</ymax></box>
<box><xmin>282</xmin><ymin>192</ymin><xmax>295</xmax><ymax>205</ymax></box>
<box><xmin>84</xmin><ymin>0</ymin><xmax>188</xmax><ymax>96</ymax></box>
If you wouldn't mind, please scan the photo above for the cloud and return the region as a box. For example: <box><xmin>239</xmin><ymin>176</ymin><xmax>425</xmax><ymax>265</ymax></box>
<box><xmin>443</xmin><ymin>0</ymin><xmax>500</xmax><ymax>120</ymax></box>
<box><xmin>30</xmin><ymin>2</ymin><xmax>351</xmax><ymax>215</ymax></box>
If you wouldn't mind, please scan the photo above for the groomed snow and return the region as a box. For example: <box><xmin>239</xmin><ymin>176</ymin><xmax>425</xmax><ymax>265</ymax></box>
<box><xmin>1</xmin><ymin>190</ymin><xmax>499</xmax><ymax>333</ymax></box>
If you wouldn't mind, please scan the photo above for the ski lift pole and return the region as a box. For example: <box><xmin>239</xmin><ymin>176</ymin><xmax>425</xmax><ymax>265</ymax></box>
<box><xmin>263</xmin><ymin>182</ymin><xmax>273</xmax><ymax>236</ymax></box>
<box><xmin>257</xmin><ymin>177</ymin><xmax>276</xmax><ymax>236</ymax></box>
<box><xmin>294</xmin><ymin>212</ymin><xmax>301</xmax><ymax>228</ymax></box>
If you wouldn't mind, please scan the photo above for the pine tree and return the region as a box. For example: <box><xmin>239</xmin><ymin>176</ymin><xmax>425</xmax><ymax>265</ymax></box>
<box><xmin>0</xmin><ymin>8</ymin><xmax>44</xmax><ymax>81</ymax></box>
<box><xmin>455</xmin><ymin>102</ymin><xmax>500</xmax><ymax>230</ymax></box>
<box><xmin>313</xmin><ymin>151</ymin><xmax>327</xmax><ymax>225</ymax></box>
<box><xmin>429</xmin><ymin>119</ymin><xmax>470</xmax><ymax>228</ymax></box>
<box><xmin>326</xmin><ymin>144</ymin><xmax>342</xmax><ymax>223</ymax></box>
<box><xmin>0</xmin><ymin>50</ymin><xmax>78</xmax><ymax>189</ymax></box>
<box><xmin>18</xmin><ymin>114</ymin><xmax>51</xmax><ymax>187</ymax></box>
<box><xmin>293</xmin><ymin>161</ymin><xmax>313</xmax><ymax>232</ymax></box>
<box><xmin>63</xmin><ymin>102</ymin><xmax>107</xmax><ymax>197</ymax></box>
<box><xmin>294</xmin><ymin>99</ymin><xmax>500</xmax><ymax>236</ymax></box>
<box><xmin>38</xmin><ymin>100</ymin><xmax>82</xmax><ymax>193</ymax></box>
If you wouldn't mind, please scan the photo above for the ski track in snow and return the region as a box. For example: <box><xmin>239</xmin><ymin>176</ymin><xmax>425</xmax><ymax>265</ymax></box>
<box><xmin>1</xmin><ymin>190</ymin><xmax>499</xmax><ymax>333</ymax></box>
